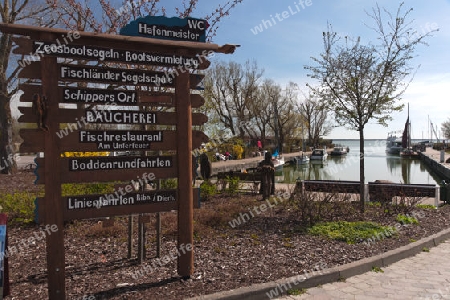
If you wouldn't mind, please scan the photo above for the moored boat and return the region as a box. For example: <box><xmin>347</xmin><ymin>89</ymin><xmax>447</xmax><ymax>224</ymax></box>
<box><xmin>386</xmin><ymin>132</ymin><xmax>403</xmax><ymax>155</ymax></box>
<box><xmin>310</xmin><ymin>149</ymin><xmax>328</xmax><ymax>160</ymax></box>
<box><xmin>400</xmin><ymin>147</ymin><xmax>420</xmax><ymax>159</ymax></box>
<box><xmin>330</xmin><ymin>146</ymin><xmax>349</xmax><ymax>156</ymax></box>
<box><xmin>399</xmin><ymin>104</ymin><xmax>420</xmax><ymax>159</ymax></box>
<box><xmin>272</xmin><ymin>156</ymin><xmax>285</xmax><ymax>170</ymax></box>
<box><xmin>292</xmin><ymin>153</ymin><xmax>309</xmax><ymax>164</ymax></box>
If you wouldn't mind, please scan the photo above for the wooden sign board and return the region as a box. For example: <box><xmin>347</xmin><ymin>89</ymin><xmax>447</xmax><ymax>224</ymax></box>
<box><xmin>120</xmin><ymin>16</ymin><xmax>207</xmax><ymax>42</ymax></box>
<box><xmin>19</xmin><ymin>84</ymin><xmax>205</xmax><ymax>107</ymax></box>
<box><xmin>34</xmin><ymin>157</ymin><xmax>178</xmax><ymax>184</ymax></box>
<box><xmin>67</xmin><ymin>155</ymin><xmax>173</xmax><ymax>171</ymax></box>
<box><xmin>78</xmin><ymin>130</ymin><xmax>163</xmax><ymax>150</ymax></box>
<box><xmin>32</xmin><ymin>41</ymin><xmax>203</xmax><ymax>68</ymax></box>
<box><xmin>12</xmin><ymin>37</ymin><xmax>210</xmax><ymax>69</ymax></box>
<box><xmin>18</xmin><ymin>62</ymin><xmax>205</xmax><ymax>88</ymax></box>
<box><xmin>35</xmin><ymin>188</ymin><xmax>200</xmax><ymax>223</ymax></box>
<box><xmin>19</xmin><ymin>129</ymin><xmax>208</xmax><ymax>152</ymax></box>
<box><xmin>84</xmin><ymin>110</ymin><xmax>157</xmax><ymax>124</ymax></box>
<box><xmin>17</xmin><ymin>107</ymin><xmax>208</xmax><ymax>126</ymax></box>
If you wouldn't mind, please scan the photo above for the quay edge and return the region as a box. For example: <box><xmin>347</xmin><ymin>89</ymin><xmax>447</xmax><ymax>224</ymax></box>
<box><xmin>419</xmin><ymin>149</ymin><xmax>450</xmax><ymax>183</ymax></box>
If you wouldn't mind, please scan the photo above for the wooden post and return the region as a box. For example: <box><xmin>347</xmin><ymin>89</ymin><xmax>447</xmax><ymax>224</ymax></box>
<box><xmin>127</xmin><ymin>215</ymin><xmax>133</xmax><ymax>259</ymax></box>
<box><xmin>156</xmin><ymin>161</ymin><xmax>162</xmax><ymax>258</ymax></box>
<box><xmin>156</xmin><ymin>212</ymin><xmax>161</xmax><ymax>257</ymax></box>
<box><xmin>41</xmin><ymin>54</ymin><xmax>65</xmax><ymax>299</ymax></box>
<box><xmin>176</xmin><ymin>68</ymin><xmax>194</xmax><ymax>277</ymax></box>
<box><xmin>137</xmin><ymin>214</ymin><xmax>145</xmax><ymax>264</ymax></box>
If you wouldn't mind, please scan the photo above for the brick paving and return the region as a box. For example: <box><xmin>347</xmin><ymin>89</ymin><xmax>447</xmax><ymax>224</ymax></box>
<box><xmin>278</xmin><ymin>239</ymin><xmax>450</xmax><ymax>300</ymax></box>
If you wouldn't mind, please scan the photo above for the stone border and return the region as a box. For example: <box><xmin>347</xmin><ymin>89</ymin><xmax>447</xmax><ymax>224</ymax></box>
<box><xmin>187</xmin><ymin>227</ymin><xmax>450</xmax><ymax>300</ymax></box>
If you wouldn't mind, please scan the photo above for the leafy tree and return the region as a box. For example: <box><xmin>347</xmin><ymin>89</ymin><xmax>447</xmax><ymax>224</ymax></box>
<box><xmin>305</xmin><ymin>3</ymin><xmax>435</xmax><ymax>212</ymax></box>
<box><xmin>442</xmin><ymin>118</ymin><xmax>450</xmax><ymax>141</ymax></box>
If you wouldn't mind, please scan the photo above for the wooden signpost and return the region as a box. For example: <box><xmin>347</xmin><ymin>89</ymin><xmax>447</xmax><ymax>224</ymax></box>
<box><xmin>19</xmin><ymin>129</ymin><xmax>208</xmax><ymax>152</ymax></box>
<box><xmin>0</xmin><ymin>19</ymin><xmax>236</xmax><ymax>299</ymax></box>
<box><xmin>19</xmin><ymin>84</ymin><xmax>206</xmax><ymax>106</ymax></box>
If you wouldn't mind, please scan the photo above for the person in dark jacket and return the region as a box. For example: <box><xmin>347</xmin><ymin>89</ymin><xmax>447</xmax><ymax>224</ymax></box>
<box><xmin>200</xmin><ymin>152</ymin><xmax>211</xmax><ymax>180</ymax></box>
<box><xmin>258</xmin><ymin>151</ymin><xmax>275</xmax><ymax>200</ymax></box>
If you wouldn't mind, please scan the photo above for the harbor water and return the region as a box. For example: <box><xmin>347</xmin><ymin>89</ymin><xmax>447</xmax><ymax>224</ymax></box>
<box><xmin>278</xmin><ymin>139</ymin><xmax>444</xmax><ymax>185</ymax></box>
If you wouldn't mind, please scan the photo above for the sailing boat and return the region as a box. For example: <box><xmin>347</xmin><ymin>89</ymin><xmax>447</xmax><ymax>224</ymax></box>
<box><xmin>400</xmin><ymin>104</ymin><xmax>420</xmax><ymax>159</ymax></box>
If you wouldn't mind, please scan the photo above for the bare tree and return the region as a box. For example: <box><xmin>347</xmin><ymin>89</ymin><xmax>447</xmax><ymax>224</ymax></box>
<box><xmin>251</xmin><ymin>80</ymin><xmax>302</xmax><ymax>153</ymax></box>
<box><xmin>299</xmin><ymin>93</ymin><xmax>332</xmax><ymax>148</ymax></box>
<box><xmin>275</xmin><ymin>82</ymin><xmax>301</xmax><ymax>153</ymax></box>
<box><xmin>247</xmin><ymin>79</ymin><xmax>276</xmax><ymax>148</ymax></box>
<box><xmin>305</xmin><ymin>3</ymin><xmax>435</xmax><ymax>211</ymax></box>
<box><xmin>0</xmin><ymin>0</ymin><xmax>55</xmax><ymax>174</ymax></box>
<box><xmin>442</xmin><ymin>118</ymin><xmax>450</xmax><ymax>141</ymax></box>
<box><xmin>204</xmin><ymin>60</ymin><xmax>263</xmax><ymax>138</ymax></box>
<box><xmin>46</xmin><ymin>0</ymin><xmax>243</xmax><ymax>40</ymax></box>
<box><xmin>0</xmin><ymin>0</ymin><xmax>244</xmax><ymax>172</ymax></box>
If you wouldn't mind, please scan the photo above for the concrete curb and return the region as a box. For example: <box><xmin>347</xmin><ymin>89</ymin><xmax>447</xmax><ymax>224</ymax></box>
<box><xmin>186</xmin><ymin>227</ymin><xmax>450</xmax><ymax>300</ymax></box>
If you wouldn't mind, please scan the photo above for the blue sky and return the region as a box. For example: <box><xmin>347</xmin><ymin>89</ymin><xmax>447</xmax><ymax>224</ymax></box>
<box><xmin>180</xmin><ymin>0</ymin><xmax>450</xmax><ymax>140</ymax></box>
<box><xmin>12</xmin><ymin>0</ymin><xmax>449</xmax><ymax>140</ymax></box>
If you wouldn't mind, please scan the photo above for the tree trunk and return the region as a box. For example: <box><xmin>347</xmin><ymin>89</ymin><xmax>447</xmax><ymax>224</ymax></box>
<box><xmin>261</xmin><ymin>129</ymin><xmax>266</xmax><ymax>150</ymax></box>
<box><xmin>0</xmin><ymin>92</ymin><xmax>16</xmax><ymax>174</ymax></box>
<box><xmin>278</xmin><ymin>128</ymin><xmax>284</xmax><ymax>153</ymax></box>
<box><xmin>0</xmin><ymin>28</ymin><xmax>17</xmax><ymax>174</ymax></box>
<box><xmin>359</xmin><ymin>129</ymin><xmax>365</xmax><ymax>212</ymax></box>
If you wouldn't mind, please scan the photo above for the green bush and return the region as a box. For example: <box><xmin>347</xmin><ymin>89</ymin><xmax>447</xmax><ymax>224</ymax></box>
<box><xmin>62</xmin><ymin>182</ymin><xmax>115</xmax><ymax>196</ymax></box>
<box><xmin>160</xmin><ymin>178</ymin><xmax>178</xmax><ymax>189</ymax></box>
<box><xmin>396</xmin><ymin>214</ymin><xmax>419</xmax><ymax>225</ymax></box>
<box><xmin>0</xmin><ymin>183</ymin><xmax>116</xmax><ymax>224</ymax></box>
<box><xmin>0</xmin><ymin>192</ymin><xmax>37</xmax><ymax>224</ymax></box>
<box><xmin>200</xmin><ymin>181</ymin><xmax>217</xmax><ymax>201</ymax></box>
<box><xmin>225</xmin><ymin>176</ymin><xmax>241</xmax><ymax>196</ymax></box>
<box><xmin>308</xmin><ymin>221</ymin><xmax>396</xmax><ymax>244</ymax></box>
<box><xmin>415</xmin><ymin>204</ymin><xmax>436</xmax><ymax>210</ymax></box>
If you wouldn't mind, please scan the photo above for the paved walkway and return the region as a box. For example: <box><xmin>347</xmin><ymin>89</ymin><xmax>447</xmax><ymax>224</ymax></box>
<box><xmin>278</xmin><ymin>239</ymin><xmax>450</xmax><ymax>300</ymax></box>
<box><xmin>209</xmin><ymin>150</ymin><xmax>308</xmax><ymax>175</ymax></box>
<box><xmin>422</xmin><ymin>147</ymin><xmax>450</xmax><ymax>165</ymax></box>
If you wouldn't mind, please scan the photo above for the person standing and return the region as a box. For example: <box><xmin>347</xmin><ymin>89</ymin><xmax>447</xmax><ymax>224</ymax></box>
<box><xmin>258</xmin><ymin>151</ymin><xmax>275</xmax><ymax>200</ymax></box>
<box><xmin>200</xmin><ymin>152</ymin><xmax>211</xmax><ymax>180</ymax></box>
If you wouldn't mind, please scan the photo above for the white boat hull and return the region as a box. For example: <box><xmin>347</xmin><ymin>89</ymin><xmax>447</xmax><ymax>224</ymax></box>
<box><xmin>310</xmin><ymin>149</ymin><xmax>328</xmax><ymax>160</ymax></box>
